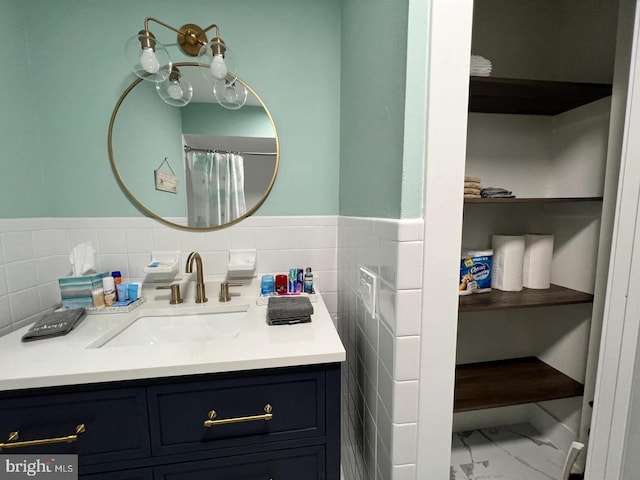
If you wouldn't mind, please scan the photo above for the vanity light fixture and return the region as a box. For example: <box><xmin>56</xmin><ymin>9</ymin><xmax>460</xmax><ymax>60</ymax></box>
<box><xmin>214</xmin><ymin>78</ymin><xmax>248</xmax><ymax>110</ymax></box>
<box><xmin>156</xmin><ymin>67</ymin><xmax>193</xmax><ymax>107</ymax></box>
<box><xmin>124</xmin><ymin>17</ymin><xmax>240</xmax><ymax>108</ymax></box>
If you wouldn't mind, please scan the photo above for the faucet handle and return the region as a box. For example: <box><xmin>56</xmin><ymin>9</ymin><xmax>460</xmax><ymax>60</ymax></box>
<box><xmin>156</xmin><ymin>284</ymin><xmax>183</xmax><ymax>304</ymax></box>
<box><xmin>219</xmin><ymin>282</ymin><xmax>242</xmax><ymax>302</ymax></box>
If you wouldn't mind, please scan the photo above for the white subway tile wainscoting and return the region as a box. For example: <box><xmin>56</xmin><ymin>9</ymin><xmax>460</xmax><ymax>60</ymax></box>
<box><xmin>0</xmin><ymin>216</ymin><xmax>338</xmax><ymax>336</ymax></box>
<box><xmin>338</xmin><ymin>217</ymin><xmax>424</xmax><ymax>480</ymax></box>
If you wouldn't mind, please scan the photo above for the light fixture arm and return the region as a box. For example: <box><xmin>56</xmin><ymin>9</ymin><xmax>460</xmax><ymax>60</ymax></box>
<box><xmin>141</xmin><ymin>17</ymin><xmax>223</xmax><ymax>57</ymax></box>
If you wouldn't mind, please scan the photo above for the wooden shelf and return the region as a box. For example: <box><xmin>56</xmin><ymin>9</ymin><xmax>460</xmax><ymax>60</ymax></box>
<box><xmin>454</xmin><ymin>357</ymin><xmax>584</xmax><ymax>413</ymax></box>
<box><xmin>469</xmin><ymin>76</ymin><xmax>612</xmax><ymax>115</ymax></box>
<box><xmin>459</xmin><ymin>284</ymin><xmax>593</xmax><ymax>312</ymax></box>
<box><xmin>464</xmin><ymin>196</ymin><xmax>603</xmax><ymax>204</ymax></box>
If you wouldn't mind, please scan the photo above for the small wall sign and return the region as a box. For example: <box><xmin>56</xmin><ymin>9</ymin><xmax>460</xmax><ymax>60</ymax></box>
<box><xmin>154</xmin><ymin>157</ymin><xmax>178</xmax><ymax>194</ymax></box>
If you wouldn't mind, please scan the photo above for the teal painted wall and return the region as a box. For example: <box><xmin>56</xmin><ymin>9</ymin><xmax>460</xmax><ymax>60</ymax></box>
<box><xmin>182</xmin><ymin>104</ymin><xmax>273</xmax><ymax>138</ymax></box>
<box><xmin>112</xmin><ymin>79</ymin><xmax>185</xmax><ymax>217</ymax></box>
<box><xmin>339</xmin><ymin>0</ymin><xmax>408</xmax><ymax>218</ymax></box>
<box><xmin>0</xmin><ymin>1</ymin><xmax>48</xmax><ymax>217</ymax></box>
<box><xmin>1</xmin><ymin>0</ymin><xmax>341</xmax><ymax>218</ymax></box>
<box><xmin>339</xmin><ymin>0</ymin><xmax>428</xmax><ymax>219</ymax></box>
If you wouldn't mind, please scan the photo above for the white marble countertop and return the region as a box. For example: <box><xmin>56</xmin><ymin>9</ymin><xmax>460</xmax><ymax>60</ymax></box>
<box><xmin>0</xmin><ymin>278</ymin><xmax>345</xmax><ymax>391</ymax></box>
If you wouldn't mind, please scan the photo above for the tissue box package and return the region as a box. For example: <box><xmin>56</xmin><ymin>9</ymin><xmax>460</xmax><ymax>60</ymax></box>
<box><xmin>459</xmin><ymin>250</ymin><xmax>493</xmax><ymax>295</ymax></box>
<box><xmin>59</xmin><ymin>272</ymin><xmax>107</xmax><ymax>308</ymax></box>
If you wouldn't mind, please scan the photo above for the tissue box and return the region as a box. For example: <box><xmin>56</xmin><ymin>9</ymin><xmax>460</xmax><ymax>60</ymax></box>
<box><xmin>59</xmin><ymin>272</ymin><xmax>107</xmax><ymax>308</ymax></box>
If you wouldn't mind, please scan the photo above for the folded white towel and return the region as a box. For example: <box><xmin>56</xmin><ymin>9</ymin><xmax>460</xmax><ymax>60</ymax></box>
<box><xmin>470</xmin><ymin>55</ymin><xmax>492</xmax><ymax>77</ymax></box>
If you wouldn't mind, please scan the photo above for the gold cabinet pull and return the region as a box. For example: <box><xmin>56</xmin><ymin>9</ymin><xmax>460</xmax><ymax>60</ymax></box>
<box><xmin>0</xmin><ymin>424</ymin><xmax>86</xmax><ymax>451</ymax></box>
<box><xmin>204</xmin><ymin>404</ymin><xmax>273</xmax><ymax>427</ymax></box>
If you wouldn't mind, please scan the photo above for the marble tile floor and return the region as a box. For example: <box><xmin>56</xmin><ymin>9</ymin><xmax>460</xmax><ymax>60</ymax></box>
<box><xmin>450</xmin><ymin>423</ymin><xmax>568</xmax><ymax>480</ymax></box>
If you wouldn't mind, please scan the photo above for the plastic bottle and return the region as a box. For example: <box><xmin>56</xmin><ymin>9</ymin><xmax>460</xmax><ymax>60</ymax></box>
<box><xmin>102</xmin><ymin>276</ymin><xmax>116</xmax><ymax>307</ymax></box>
<box><xmin>303</xmin><ymin>267</ymin><xmax>314</xmax><ymax>293</ymax></box>
<box><xmin>112</xmin><ymin>271</ymin><xmax>122</xmax><ymax>300</ymax></box>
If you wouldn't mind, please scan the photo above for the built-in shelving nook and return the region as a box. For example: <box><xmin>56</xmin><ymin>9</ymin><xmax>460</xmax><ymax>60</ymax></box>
<box><xmin>452</xmin><ymin>1</ymin><xmax>620</xmax><ymax>479</ymax></box>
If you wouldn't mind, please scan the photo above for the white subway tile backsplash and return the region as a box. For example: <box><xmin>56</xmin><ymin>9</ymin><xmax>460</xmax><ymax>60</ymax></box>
<box><xmin>322</xmin><ymin>292</ymin><xmax>338</xmax><ymax>315</ymax></box>
<box><xmin>0</xmin><ymin>297</ymin><xmax>11</xmax><ymax>329</ymax></box>
<box><xmin>9</xmin><ymin>289</ymin><xmax>42</xmax><ymax>322</ymax></box>
<box><xmin>199</xmin><ymin>230</ymin><xmax>231</xmax><ymax>252</ymax></box>
<box><xmin>32</xmin><ymin>229</ymin><xmax>70</xmax><ymax>257</ymax></box>
<box><xmin>396</xmin><ymin>242</ymin><xmax>423</xmax><ymax>290</ymax></box>
<box><xmin>377</xmin><ymin>361</ymin><xmax>393</xmax><ymax>418</ymax></box>
<box><xmin>228</xmin><ymin>227</ymin><xmax>257</xmax><ymax>249</ymax></box>
<box><xmin>2</xmin><ymin>232</ymin><xmax>34</xmax><ymax>262</ymax></box>
<box><xmin>340</xmin><ymin>215</ymin><xmax>424</xmax><ymax>480</ymax></box>
<box><xmin>303</xmin><ymin>225</ymin><xmax>338</xmax><ymax>249</ymax></box>
<box><xmin>152</xmin><ymin>227</ymin><xmax>181</xmax><ymax>251</ymax></box>
<box><xmin>394</xmin><ymin>336</ymin><xmax>421</xmax><ymax>381</ymax></box>
<box><xmin>391</xmin><ymin>423</ymin><xmax>418</xmax><ymax>465</ymax></box>
<box><xmin>127</xmin><ymin>253</ymin><xmax>150</xmax><ymax>279</ymax></box>
<box><xmin>307</xmin><ymin>248</ymin><xmax>338</xmax><ymax>271</ymax></box>
<box><xmin>98</xmin><ymin>229</ymin><xmax>127</xmax><ymax>254</ymax></box>
<box><xmin>255</xmin><ymin>250</ymin><xmax>282</xmax><ymax>274</ymax></box>
<box><xmin>376</xmin><ymin>398</ymin><xmax>393</xmax><ymax>457</ymax></box>
<box><xmin>200</xmin><ymin>251</ymin><xmax>230</xmax><ymax>276</ymax></box>
<box><xmin>0</xmin><ymin>266</ymin><xmax>7</xmax><ymax>296</ymax></box>
<box><xmin>378</xmin><ymin>239</ymin><xmax>397</xmax><ymax>287</ymax></box>
<box><xmin>378</xmin><ymin>322</ymin><xmax>394</xmax><ymax>376</ymax></box>
<box><xmin>68</xmin><ymin>229</ymin><xmax>100</xmax><ymax>250</ymax></box>
<box><xmin>261</xmin><ymin>226</ymin><xmax>302</xmax><ymax>251</ymax></box>
<box><xmin>364</xmin><ymin>430</ymin><xmax>377</xmax><ymax>480</ymax></box>
<box><xmin>392</xmin><ymin>381</ymin><xmax>419</xmax><ymax>424</ymax></box>
<box><xmin>39</xmin><ymin>282</ymin><xmax>61</xmax><ymax>310</ymax></box>
<box><xmin>99</xmin><ymin>254</ymin><xmax>130</xmax><ymax>278</ymax></box>
<box><xmin>395</xmin><ymin>290</ymin><xmax>422</xmax><ymax>336</ymax></box>
<box><xmin>6</xmin><ymin>260</ymin><xmax>37</xmax><ymax>293</ymax></box>
<box><xmin>125</xmin><ymin>229</ymin><xmax>153</xmax><ymax>253</ymax></box>
<box><xmin>36</xmin><ymin>255</ymin><xmax>71</xmax><ymax>283</ymax></box>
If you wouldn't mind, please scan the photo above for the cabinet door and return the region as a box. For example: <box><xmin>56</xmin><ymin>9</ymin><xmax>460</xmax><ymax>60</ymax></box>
<box><xmin>0</xmin><ymin>388</ymin><xmax>151</xmax><ymax>465</ymax></box>
<box><xmin>148</xmin><ymin>370</ymin><xmax>325</xmax><ymax>456</ymax></box>
<box><xmin>154</xmin><ymin>446</ymin><xmax>324</xmax><ymax>480</ymax></box>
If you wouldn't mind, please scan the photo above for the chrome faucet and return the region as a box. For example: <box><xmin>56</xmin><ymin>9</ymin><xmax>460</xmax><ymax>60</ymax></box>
<box><xmin>186</xmin><ymin>251</ymin><xmax>207</xmax><ymax>303</ymax></box>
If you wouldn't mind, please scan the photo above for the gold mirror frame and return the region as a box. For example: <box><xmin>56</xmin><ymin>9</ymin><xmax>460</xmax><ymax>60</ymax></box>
<box><xmin>108</xmin><ymin>62</ymin><xmax>279</xmax><ymax>231</ymax></box>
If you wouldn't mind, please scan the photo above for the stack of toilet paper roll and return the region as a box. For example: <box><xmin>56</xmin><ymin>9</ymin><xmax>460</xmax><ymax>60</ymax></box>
<box><xmin>491</xmin><ymin>234</ymin><xmax>554</xmax><ymax>291</ymax></box>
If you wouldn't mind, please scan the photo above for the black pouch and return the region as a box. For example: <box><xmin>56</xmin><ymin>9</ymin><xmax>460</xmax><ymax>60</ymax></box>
<box><xmin>21</xmin><ymin>308</ymin><xmax>87</xmax><ymax>342</ymax></box>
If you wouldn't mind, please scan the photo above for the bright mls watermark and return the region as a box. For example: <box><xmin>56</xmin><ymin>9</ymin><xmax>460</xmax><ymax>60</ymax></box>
<box><xmin>0</xmin><ymin>455</ymin><xmax>77</xmax><ymax>479</ymax></box>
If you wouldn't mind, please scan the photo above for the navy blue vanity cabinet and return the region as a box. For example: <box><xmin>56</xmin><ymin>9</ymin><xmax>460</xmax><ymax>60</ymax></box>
<box><xmin>0</xmin><ymin>387</ymin><xmax>151</xmax><ymax>465</ymax></box>
<box><xmin>0</xmin><ymin>363</ymin><xmax>341</xmax><ymax>480</ymax></box>
<box><xmin>147</xmin><ymin>369</ymin><xmax>325</xmax><ymax>456</ymax></box>
<box><xmin>80</xmin><ymin>469</ymin><xmax>153</xmax><ymax>480</ymax></box>
<box><xmin>154</xmin><ymin>445</ymin><xmax>324</xmax><ymax>479</ymax></box>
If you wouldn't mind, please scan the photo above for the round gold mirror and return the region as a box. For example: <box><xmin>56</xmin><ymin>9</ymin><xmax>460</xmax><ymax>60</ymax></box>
<box><xmin>108</xmin><ymin>62</ymin><xmax>279</xmax><ymax>231</ymax></box>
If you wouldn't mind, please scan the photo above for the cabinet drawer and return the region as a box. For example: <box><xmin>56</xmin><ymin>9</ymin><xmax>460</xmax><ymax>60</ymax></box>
<box><xmin>80</xmin><ymin>468</ymin><xmax>152</xmax><ymax>480</ymax></box>
<box><xmin>0</xmin><ymin>388</ymin><xmax>151</xmax><ymax>465</ymax></box>
<box><xmin>154</xmin><ymin>445</ymin><xmax>324</xmax><ymax>480</ymax></box>
<box><xmin>148</xmin><ymin>370</ymin><xmax>326</xmax><ymax>455</ymax></box>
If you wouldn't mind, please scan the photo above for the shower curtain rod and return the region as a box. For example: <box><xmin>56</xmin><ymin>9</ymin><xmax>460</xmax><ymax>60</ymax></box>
<box><xmin>184</xmin><ymin>146</ymin><xmax>277</xmax><ymax>156</ymax></box>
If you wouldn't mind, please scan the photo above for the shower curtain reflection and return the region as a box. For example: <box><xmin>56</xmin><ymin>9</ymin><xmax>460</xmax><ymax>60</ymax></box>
<box><xmin>185</xmin><ymin>150</ymin><xmax>247</xmax><ymax>228</ymax></box>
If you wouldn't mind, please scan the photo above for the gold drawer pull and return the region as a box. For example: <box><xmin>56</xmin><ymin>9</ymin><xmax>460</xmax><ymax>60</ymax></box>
<box><xmin>204</xmin><ymin>404</ymin><xmax>273</xmax><ymax>427</ymax></box>
<box><xmin>0</xmin><ymin>424</ymin><xmax>86</xmax><ymax>451</ymax></box>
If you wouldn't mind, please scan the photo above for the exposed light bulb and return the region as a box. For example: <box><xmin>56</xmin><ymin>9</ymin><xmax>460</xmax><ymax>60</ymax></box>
<box><xmin>224</xmin><ymin>85</ymin><xmax>238</xmax><ymax>103</ymax></box>
<box><xmin>210</xmin><ymin>54</ymin><xmax>227</xmax><ymax>79</ymax></box>
<box><xmin>140</xmin><ymin>47</ymin><xmax>160</xmax><ymax>73</ymax></box>
<box><xmin>167</xmin><ymin>81</ymin><xmax>184</xmax><ymax>100</ymax></box>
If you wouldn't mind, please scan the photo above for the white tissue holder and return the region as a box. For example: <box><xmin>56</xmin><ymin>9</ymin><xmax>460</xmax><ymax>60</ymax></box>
<box><xmin>144</xmin><ymin>251</ymin><xmax>180</xmax><ymax>275</ymax></box>
<box><xmin>227</xmin><ymin>249</ymin><xmax>257</xmax><ymax>277</ymax></box>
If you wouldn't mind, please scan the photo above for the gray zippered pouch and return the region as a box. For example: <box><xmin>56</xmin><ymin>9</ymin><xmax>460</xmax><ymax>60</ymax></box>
<box><xmin>21</xmin><ymin>308</ymin><xmax>87</xmax><ymax>342</ymax></box>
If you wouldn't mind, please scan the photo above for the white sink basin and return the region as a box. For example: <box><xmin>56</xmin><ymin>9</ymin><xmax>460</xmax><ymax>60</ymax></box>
<box><xmin>91</xmin><ymin>306</ymin><xmax>248</xmax><ymax>348</ymax></box>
